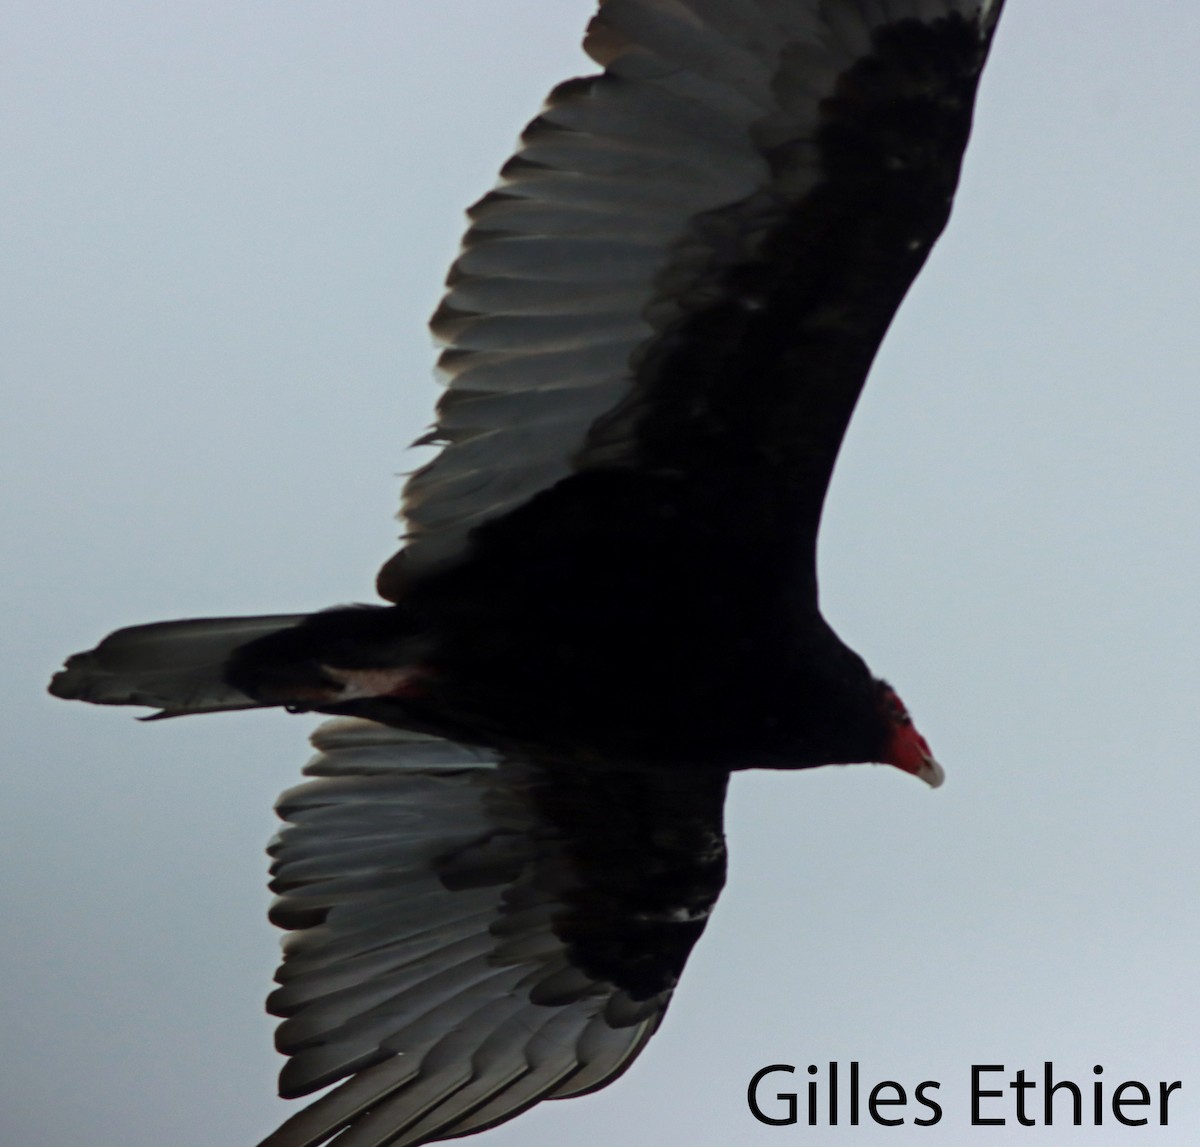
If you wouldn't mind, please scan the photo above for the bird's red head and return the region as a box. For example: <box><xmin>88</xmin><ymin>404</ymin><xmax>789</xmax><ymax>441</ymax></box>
<box><xmin>880</xmin><ymin>686</ymin><xmax>943</xmax><ymax>788</ymax></box>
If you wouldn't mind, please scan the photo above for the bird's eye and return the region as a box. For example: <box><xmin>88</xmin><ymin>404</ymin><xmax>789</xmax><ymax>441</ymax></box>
<box><xmin>881</xmin><ymin>687</ymin><xmax>911</xmax><ymax>725</ymax></box>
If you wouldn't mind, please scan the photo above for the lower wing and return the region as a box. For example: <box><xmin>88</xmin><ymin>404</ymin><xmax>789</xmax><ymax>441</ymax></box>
<box><xmin>261</xmin><ymin>718</ymin><xmax>730</xmax><ymax>1147</ymax></box>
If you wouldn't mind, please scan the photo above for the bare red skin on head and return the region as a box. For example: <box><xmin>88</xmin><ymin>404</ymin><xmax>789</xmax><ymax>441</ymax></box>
<box><xmin>886</xmin><ymin>718</ymin><xmax>935</xmax><ymax>777</ymax></box>
<box><xmin>880</xmin><ymin>686</ymin><xmax>941</xmax><ymax>785</ymax></box>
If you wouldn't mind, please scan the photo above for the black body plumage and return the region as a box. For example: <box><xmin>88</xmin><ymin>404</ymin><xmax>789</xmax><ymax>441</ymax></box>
<box><xmin>49</xmin><ymin>4</ymin><xmax>1005</xmax><ymax>1145</ymax></box>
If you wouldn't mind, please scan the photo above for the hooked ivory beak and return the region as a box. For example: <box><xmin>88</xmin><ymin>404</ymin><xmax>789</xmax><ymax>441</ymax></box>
<box><xmin>910</xmin><ymin>750</ymin><xmax>945</xmax><ymax>789</ymax></box>
<box><xmin>885</xmin><ymin>720</ymin><xmax>945</xmax><ymax>789</ymax></box>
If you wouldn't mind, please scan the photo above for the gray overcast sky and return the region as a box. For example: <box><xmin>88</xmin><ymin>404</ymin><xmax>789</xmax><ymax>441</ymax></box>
<box><xmin>5</xmin><ymin>3</ymin><xmax>1200</xmax><ymax>1145</ymax></box>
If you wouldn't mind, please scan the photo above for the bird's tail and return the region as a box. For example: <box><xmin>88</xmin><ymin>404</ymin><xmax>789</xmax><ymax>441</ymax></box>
<box><xmin>49</xmin><ymin>614</ymin><xmax>310</xmax><ymax>718</ymax></box>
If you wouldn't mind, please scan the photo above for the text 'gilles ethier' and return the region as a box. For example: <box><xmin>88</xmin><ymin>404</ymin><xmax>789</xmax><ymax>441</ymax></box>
<box><xmin>747</xmin><ymin>1061</ymin><xmax>1181</xmax><ymax>1127</ymax></box>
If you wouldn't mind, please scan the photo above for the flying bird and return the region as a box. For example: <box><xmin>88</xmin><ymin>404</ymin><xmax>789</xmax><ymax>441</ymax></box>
<box><xmin>50</xmin><ymin>2</ymin><xmax>1005</xmax><ymax>1145</ymax></box>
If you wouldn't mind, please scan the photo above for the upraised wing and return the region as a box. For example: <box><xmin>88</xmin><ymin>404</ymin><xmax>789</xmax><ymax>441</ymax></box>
<box><xmin>260</xmin><ymin>718</ymin><xmax>728</xmax><ymax>1147</ymax></box>
<box><xmin>382</xmin><ymin>0</ymin><xmax>1004</xmax><ymax>594</ymax></box>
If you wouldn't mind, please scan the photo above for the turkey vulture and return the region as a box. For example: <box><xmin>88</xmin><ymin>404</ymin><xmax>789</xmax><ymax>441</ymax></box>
<box><xmin>49</xmin><ymin>2</ymin><xmax>1005</xmax><ymax>1145</ymax></box>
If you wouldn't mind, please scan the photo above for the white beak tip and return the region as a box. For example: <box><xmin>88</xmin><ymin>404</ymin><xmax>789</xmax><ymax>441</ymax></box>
<box><xmin>919</xmin><ymin>756</ymin><xmax>946</xmax><ymax>789</ymax></box>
